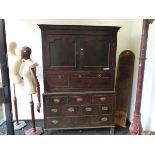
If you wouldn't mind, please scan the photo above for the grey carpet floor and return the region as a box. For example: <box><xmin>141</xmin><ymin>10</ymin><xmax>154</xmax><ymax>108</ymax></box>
<box><xmin>0</xmin><ymin>120</ymin><xmax>129</xmax><ymax>135</ymax></box>
<box><xmin>0</xmin><ymin>119</ymin><xmax>129</xmax><ymax>135</ymax></box>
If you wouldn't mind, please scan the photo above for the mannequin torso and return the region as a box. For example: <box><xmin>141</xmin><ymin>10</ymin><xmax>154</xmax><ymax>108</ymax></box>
<box><xmin>7</xmin><ymin>42</ymin><xmax>22</xmax><ymax>84</ymax></box>
<box><xmin>20</xmin><ymin>59</ymin><xmax>38</xmax><ymax>94</ymax></box>
<box><xmin>8</xmin><ymin>52</ymin><xmax>22</xmax><ymax>83</ymax></box>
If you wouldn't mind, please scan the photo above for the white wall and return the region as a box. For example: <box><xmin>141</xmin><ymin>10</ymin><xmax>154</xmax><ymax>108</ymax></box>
<box><xmin>5</xmin><ymin>19</ymin><xmax>132</xmax><ymax>120</ymax></box>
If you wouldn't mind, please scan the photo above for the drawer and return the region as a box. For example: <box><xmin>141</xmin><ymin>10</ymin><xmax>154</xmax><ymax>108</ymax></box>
<box><xmin>69</xmin><ymin>72</ymin><xmax>113</xmax><ymax>89</ymax></box>
<box><xmin>45</xmin><ymin>96</ymin><xmax>68</xmax><ymax>106</ymax></box>
<box><xmin>45</xmin><ymin>73</ymin><xmax>69</xmax><ymax>89</ymax></box>
<box><xmin>81</xmin><ymin>105</ymin><xmax>100</xmax><ymax>115</ymax></box>
<box><xmin>46</xmin><ymin>105</ymin><xmax>80</xmax><ymax>117</ymax></box>
<box><xmin>99</xmin><ymin>104</ymin><xmax>112</xmax><ymax>114</ymax></box>
<box><xmin>46</xmin><ymin>115</ymin><xmax>113</xmax><ymax>129</ymax></box>
<box><xmin>69</xmin><ymin>95</ymin><xmax>90</xmax><ymax>104</ymax></box>
<box><xmin>92</xmin><ymin>94</ymin><xmax>115</xmax><ymax>104</ymax></box>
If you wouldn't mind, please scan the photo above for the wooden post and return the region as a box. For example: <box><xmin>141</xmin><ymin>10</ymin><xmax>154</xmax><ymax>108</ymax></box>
<box><xmin>13</xmin><ymin>84</ymin><xmax>19</xmax><ymax>125</ymax></box>
<box><xmin>129</xmin><ymin>19</ymin><xmax>154</xmax><ymax>135</ymax></box>
<box><xmin>25</xmin><ymin>95</ymin><xmax>43</xmax><ymax>135</ymax></box>
<box><xmin>30</xmin><ymin>95</ymin><xmax>36</xmax><ymax>132</ymax></box>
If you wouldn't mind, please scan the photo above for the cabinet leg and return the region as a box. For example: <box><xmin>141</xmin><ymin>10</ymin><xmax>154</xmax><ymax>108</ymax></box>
<box><xmin>110</xmin><ymin>127</ymin><xmax>115</xmax><ymax>135</ymax></box>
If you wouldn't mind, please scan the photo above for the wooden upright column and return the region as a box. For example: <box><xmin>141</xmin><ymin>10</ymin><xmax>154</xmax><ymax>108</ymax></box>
<box><xmin>129</xmin><ymin>19</ymin><xmax>154</xmax><ymax>135</ymax></box>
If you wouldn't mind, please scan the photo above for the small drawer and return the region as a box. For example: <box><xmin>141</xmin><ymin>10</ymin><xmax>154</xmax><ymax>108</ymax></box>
<box><xmin>81</xmin><ymin>105</ymin><xmax>99</xmax><ymax>115</ymax></box>
<box><xmin>45</xmin><ymin>73</ymin><xmax>69</xmax><ymax>89</ymax></box>
<box><xmin>92</xmin><ymin>94</ymin><xmax>115</xmax><ymax>104</ymax></box>
<box><xmin>46</xmin><ymin>96</ymin><xmax>68</xmax><ymax>106</ymax></box>
<box><xmin>69</xmin><ymin>95</ymin><xmax>90</xmax><ymax>104</ymax></box>
<box><xmin>99</xmin><ymin>104</ymin><xmax>112</xmax><ymax>114</ymax></box>
<box><xmin>46</xmin><ymin>106</ymin><xmax>61</xmax><ymax>117</ymax></box>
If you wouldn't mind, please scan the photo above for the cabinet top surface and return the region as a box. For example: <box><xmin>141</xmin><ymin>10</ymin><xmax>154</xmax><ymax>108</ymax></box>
<box><xmin>38</xmin><ymin>24</ymin><xmax>121</xmax><ymax>31</ymax></box>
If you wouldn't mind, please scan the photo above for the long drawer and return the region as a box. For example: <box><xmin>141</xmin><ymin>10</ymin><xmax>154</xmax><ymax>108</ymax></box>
<box><xmin>46</xmin><ymin>104</ymin><xmax>113</xmax><ymax>117</ymax></box>
<box><xmin>45</xmin><ymin>71</ymin><xmax>114</xmax><ymax>91</ymax></box>
<box><xmin>46</xmin><ymin>115</ymin><xmax>113</xmax><ymax>129</ymax></box>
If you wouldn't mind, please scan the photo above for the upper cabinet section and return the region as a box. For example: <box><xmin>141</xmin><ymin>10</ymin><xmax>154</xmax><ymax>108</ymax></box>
<box><xmin>39</xmin><ymin>25</ymin><xmax>121</xmax><ymax>71</ymax></box>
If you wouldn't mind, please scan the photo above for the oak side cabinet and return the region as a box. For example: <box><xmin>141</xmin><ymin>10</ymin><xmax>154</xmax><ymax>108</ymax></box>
<box><xmin>39</xmin><ymin>25</ymin><xmax>121</xmax><ymax>134</ymax></box>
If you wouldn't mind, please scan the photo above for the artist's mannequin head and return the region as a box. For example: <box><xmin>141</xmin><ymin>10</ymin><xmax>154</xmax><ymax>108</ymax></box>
<box><xmin>8</xmin><ymin>41</ymin><xmax>17</xmax><ymax>54</ymax></box>
<box><xmin>21</xmin><ymin>46</ymin><xmax>31</xmax><ymax>60</ymax></box>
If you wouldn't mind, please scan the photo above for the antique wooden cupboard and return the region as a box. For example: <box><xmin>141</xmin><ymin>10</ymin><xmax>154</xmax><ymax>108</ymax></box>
<box><xmin>39</xmin><ymin>25</ymin><xmax>121</xmax><ymax>134</ymax></box>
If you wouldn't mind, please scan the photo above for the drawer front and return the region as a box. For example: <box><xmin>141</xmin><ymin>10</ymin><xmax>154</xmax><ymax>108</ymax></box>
<box><xmin>100</xmin><ymin>104</ymin><xmax>112</xmax><ymax>114</ymax></box>
<box><xmin>69</xmin><ymin>95</ymin><xmax>90</xmax><ymax>104</ymax></box>
<box><xmin>46</xmin><ymin>115</ymin><xmax>113</xmax><ymax>129</ymax></box>
<box><xmin>92</xmin><ymin>94</ymin><xmax>115</xmax><ymax>104</ymax></box>
<box><xmin>45</xmin><ymin>96</ymin><xmax>68</xmax><ymax>106</ymax></box>
<box><xmin>46</xmin><ymin>105</ymin><xmax>80</xmax><ymax>117</ymax></box>
<box><xmin>46</xmin><ymin>103</ymin><xmax>113</xmax><ymax>117</ymax></box>
<box><xmin>69</xmin><ymin>72</ymin><xmax>113</xmax><ymax>89</ymax></box>
<box><xmin>45</xmin><ymin>73</ymin><xmax>69</xmax><ymax>89</ymax></box>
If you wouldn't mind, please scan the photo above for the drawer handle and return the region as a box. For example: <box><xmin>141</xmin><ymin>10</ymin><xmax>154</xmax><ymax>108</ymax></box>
<box><xmin>102</xmin><ymin>106</ymin><xmax>108</xmax><ymax>111</ymax></box>
<box><xmin>51</xmin><ymin>108</ymin><xmax>58</xmax><ymax>113</ymax></box>
<box><xmin>100</xmin><ymin>97</ymin><xmax>106</xmax><ymax>101</ymax></box>
<box><xmin>78</xmin><ymin>74</ymin><xmax>82</xmax><ymax>78</ymax></box>
<box><xmin>98</xmin><ymin>74</ymin><xmax>102</xmax><ymax>78</ymax></box>
<box><xmin>101</xmin><ymin>117</ymin><xmax>108</xmax><ymax>122</ymax></box>
<box><xmin>53</xmin><ymin>98</ymin><xmax>60</xmax><ymax>103</ymax></box>
<box><xmin>67</xmin><ymin>107</ymin><xmax>75</xmax><ymax>112</ymax></box>
<box><xmin>85</xmin><ymin>107</ymin><xmax>93</xmax><ymax>112</ymax></box>
<box><xmin>51</xmin><ymin>120</ymin><xmax>59</xmax><ymax>124</ymax></box>
<box><xmin>76</xmin><ymin>97</ymin><xmax>83</xmax><ymax>102</ymax></box>
<box><xmin>58</xmin><ymin>75</ymin><xmax>62</xmax><ymax>79</ymax></box>
<box><xmin>103</xmin><ymin>67</ymin><xmax>110</xmax><ymax>70</ymax></box>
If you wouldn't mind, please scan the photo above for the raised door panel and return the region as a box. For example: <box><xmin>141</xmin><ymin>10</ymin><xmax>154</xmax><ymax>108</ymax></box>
<box><xmin>78</xmin><ymin>35</ymin><xmax>115</xmax><ymax>71</ymax></box>
<box><xmin>46</xmin><ymin>35</ymin><xmax>77</xmax><ymax>70</ymax></box>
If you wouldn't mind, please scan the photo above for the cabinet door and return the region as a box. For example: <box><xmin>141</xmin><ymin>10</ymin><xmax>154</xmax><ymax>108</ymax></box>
<box><xmin>46</xmin><ymin>35</ymin><xmax>77</xmax><ymax>70</ymax></box>
<box><xmin>78</xmin><ymin>35</ymin><xmax>115</xmax><ymax>71</ymax></box>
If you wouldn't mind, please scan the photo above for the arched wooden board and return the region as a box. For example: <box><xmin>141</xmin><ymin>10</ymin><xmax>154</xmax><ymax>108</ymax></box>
<box><xmin>114</xmin><ymin>50</ymin><xmax>135</xmax><ymax>128</ymax></box>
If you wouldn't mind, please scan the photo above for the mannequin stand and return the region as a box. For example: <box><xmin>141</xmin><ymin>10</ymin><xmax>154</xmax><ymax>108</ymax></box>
<box><xmin>13</xmin><ymin>84</ymin><xmax>26</xmax><ymax>130</ymax></box>
<box><xmin>25</xmin><ymin>95</ymin><xmax>43</xmax><ymax>135</ymax></box>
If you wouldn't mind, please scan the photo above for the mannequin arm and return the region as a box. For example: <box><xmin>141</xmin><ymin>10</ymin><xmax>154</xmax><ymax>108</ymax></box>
<box><xmin>30</xmin><ymin>68</ymin><xmax>41</xmax><ymax>113</ymax></box>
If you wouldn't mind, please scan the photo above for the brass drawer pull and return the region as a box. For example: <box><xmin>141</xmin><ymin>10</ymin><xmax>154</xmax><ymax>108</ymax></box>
<box><xmin>67</xmin><ymin>107</ymin><xmax>75</xmax><ymax>112</ymax></box>
<box><xmin>51</xmin><ymin>108</ymin><xmax>58</xmax><ymax>113</ymax></box>
<box><xmin>58</xmin><ymin>75</ymin><xmax>62</xmax><ymax>79</ymax></box>
<box><xmin>51</xmin><ymin>120</ymin><xmax>59</xmax><ymax>124</ymax></box>
<box><xmin>101</xmin><ymin>117</ymin><xmax>108</xmax><ymax>122</ymax></box>
<box><xmin>98</xmin><ymin>74</ymin><xmax>102</xmax><ymax>78</ymax></box>
<box><xmin>100</xmin><ymin>97</ymin><xmax>106</xmax><ymax>102</ymax></box>
<box><xmin>76</xmin><ymin>97</ymin><xmax>83</xmax><ymax>102</ymax></box>
<box><xmin>78</xmin><ymin>74</ymin><xmax>82</xmax><ymax>78</ymax></box>
<box><xmin>53</xmin><ymin>98</ymin><xmax>60</xmax><ymax>103</ymax></box>
<box><xmin>102</xmin><ymin>106</ymin><xmax>108</xmax><ymax>111</ymax></box>
<box><xmin>85</xmin><ymin>107</ymin><xmax>93</xmax><ymax>112</ymax></box>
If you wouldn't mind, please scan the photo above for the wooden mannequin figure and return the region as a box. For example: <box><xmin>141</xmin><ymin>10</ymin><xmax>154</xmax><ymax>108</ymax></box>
<box><xmin>7</xmin><ymin>41</ymin><xmax>26</xmax><ymax>130</ymax></box>
<box><xmin>20</xmin><ymin>46</ymin><xmax>43</xmax><ymax>135</ymax></box>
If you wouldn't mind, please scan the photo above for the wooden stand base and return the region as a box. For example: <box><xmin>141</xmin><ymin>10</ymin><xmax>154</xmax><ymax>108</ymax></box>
<box><xmin>25</xmin><ymin>127</ymin><xmax>43</xmax><ymax>135</ymax></box>
<box><xmin>14</xmin><ymin>121</ymin><xmax>27</xmax><ymax>130</ymax></box>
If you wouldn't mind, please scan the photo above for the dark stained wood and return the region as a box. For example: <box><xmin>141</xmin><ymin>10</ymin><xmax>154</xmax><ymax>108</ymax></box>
<box><xmin>0</xmin><ymin>19</ymin><xmax>14</xmax><ymax>135</ymax></box>
<box><xmin>114</xmin><ymin>50</ymin><xmax>135</xmax><ymax>128</ymax></box>
<box><xmin>39</xmin><ymin>25</ymin><xmax>120</xmax><ymax>134</ymax></box>
<box><xmin>129</xmin><ymin>19</ymin><xmax>154</xmax><ymax>135</ymax></box>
